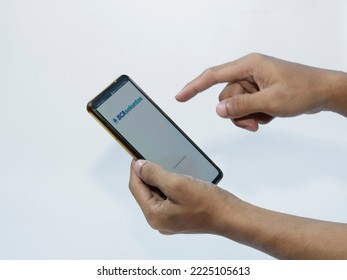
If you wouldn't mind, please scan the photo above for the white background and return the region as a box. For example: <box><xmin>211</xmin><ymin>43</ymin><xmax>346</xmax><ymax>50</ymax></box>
<box><xmin>1</xmin><ymin>0</ymin><xmax>347</xmax><ymax>259</ymax></box>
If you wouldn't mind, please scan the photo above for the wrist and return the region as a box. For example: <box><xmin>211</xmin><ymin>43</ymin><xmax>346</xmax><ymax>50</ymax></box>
<box><xmin>213</xmin><ymin>196</ymin><xmax>287</xmax><ymax>257</ymax></box>
<box><xmin>212</xmin><ymin>195</ymin><xmax>257</xmax><ymax>244</ymax></box>
<box><xmin>324</xmin><ymin>70</ymin><xmax>347</xmax><ymax>116</ymax></box>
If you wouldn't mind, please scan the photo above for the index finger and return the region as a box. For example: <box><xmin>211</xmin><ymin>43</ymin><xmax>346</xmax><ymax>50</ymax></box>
<box><xmin>175</xmin><ymin>56</ymin><xmax>251</xmax><ymax>102</ymax></box>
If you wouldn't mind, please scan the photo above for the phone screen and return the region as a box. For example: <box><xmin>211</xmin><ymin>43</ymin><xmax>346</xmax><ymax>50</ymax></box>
<box><xmin>88</xmin><ymin>75</ymin><xmax>223</xmax><ymax>184</ymax></box>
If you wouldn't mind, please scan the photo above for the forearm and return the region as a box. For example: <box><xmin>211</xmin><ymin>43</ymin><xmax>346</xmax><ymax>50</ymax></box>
<box><xmin>217</xmin><ymin>197</ymin><xmax>347</xmax><ymax>259</ymax></box>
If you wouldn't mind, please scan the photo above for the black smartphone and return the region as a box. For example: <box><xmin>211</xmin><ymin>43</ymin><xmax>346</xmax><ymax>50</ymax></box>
<box><xmin>87</xmin><ymin>75</ymin><xmax>223</xmax><ymax>184</ymax></box>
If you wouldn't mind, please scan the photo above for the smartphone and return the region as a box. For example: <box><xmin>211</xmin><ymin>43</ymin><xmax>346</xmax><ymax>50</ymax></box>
<box><xmin>87</xmin><ymin>75</ymin><xmax>223</xmax><ymax>184</ymax></box>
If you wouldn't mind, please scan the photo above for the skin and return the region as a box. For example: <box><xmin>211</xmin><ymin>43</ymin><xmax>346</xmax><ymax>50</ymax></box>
<box><xmin>129</xmin><ymin>53</ymin><xmax>347</xmax><ymax>259</ymax></box>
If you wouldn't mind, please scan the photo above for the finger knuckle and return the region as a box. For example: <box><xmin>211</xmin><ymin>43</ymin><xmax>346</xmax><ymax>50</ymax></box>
<box><xmin>247</xmin><ymin>52</ymin><xmax>265</xmax><ymax>62</ymax></box>
<box><xmin>146</xmin><ymin>208</ymin><xmax>171</xmax><ymax>231</ymax></box>
<box><xmin>141</xmin><ymin>163</ymin><xmax>156</xmax><ymax>184</ymax></box>
<box><xmin>147</xmin><ymin>214</ymin><xmax>162</xmax><ymax>230</ymax></box>
<box><xmin>231</xmin><ymin>95</ymin><xmax>245</xmax><ymax>116</ymax></box>
<box><xmin>128</xmin><ymin>181</ymin><xmax>133</xmax><ymax>192</ymax></box>
<box><xmin>201</xmin><ymin>67</ymin><xmax>218</xmax><ymax>87</ymax></box>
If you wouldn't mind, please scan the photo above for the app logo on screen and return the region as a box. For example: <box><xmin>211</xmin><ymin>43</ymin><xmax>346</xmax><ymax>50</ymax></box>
<box><xmin>113</xmin><ymin>97</ymin><xmax>143</xmax><ymax>124</ymax></box>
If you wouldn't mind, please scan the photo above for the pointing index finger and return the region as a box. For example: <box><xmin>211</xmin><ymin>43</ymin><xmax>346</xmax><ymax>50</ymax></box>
<box><xmin>175</xmin><ymin>58</ymin><xmax>248</xmax><ymax>102</ymax></box>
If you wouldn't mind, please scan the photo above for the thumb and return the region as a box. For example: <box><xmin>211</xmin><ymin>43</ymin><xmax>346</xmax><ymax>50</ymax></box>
<box><xmin>134</xmin><ymin>160</ymin><xmax>176</xmax><ymax>198</ymax></box>
<box><xmin>216</xmin><ymin>89</ymin><xmax>272</xmax><ymax>119</ymax></box>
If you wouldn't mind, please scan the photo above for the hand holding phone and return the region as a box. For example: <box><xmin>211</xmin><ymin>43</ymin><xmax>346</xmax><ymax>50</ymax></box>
<box><xmin>87</xmin><ymin>75</ymin><xmax>223</xmax><ymax>184</ymax></box>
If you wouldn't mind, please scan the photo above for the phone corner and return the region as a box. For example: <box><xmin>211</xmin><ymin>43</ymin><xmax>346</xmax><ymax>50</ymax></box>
<box><xmin>86</xmin><ymin>101</ymin><xmax>93</xmax><ymax>113</ymax></box>
<box><xmin>213</xmin><ymin>171</ymin><xmax>224</xmax><ymax>185</ymax></box>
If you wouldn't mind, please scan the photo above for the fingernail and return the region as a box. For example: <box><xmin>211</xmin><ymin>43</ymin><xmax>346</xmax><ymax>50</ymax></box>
<box><xmin>216</xmin><ymin>101</ymin><xmax>228</xmax><ymax>118</ymax></box>
<box><xmin>134</xmin><ymin>159</ymin><xmax>147</xmax><ymax>176</ymax></box>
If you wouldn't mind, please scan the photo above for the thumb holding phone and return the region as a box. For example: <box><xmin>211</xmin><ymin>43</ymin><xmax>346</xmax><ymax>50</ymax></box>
<box><xmin>129</xmin><ymin>160</ymin><xmax>235</xmax><ymax>235</ymax></box>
